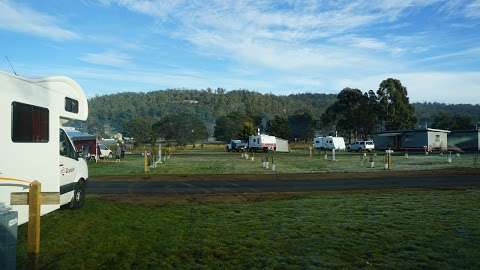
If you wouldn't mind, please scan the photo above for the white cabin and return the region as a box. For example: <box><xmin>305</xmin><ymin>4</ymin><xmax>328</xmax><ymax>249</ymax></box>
<box><xmin>0</xmin><ymin>71</ymin><xmax>89</xmax><ymax>225</ymax></box>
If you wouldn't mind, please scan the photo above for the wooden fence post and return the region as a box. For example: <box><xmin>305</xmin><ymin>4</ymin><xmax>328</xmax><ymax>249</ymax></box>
<box><xmin>144</xmin><ymin>150</ymin><xmax>149</xmax><ymax>173</ymax></box>
<box><xmin>27</xmin><ymin>180</ymin><xmax>41</xmax><ymax>269</ymax></box>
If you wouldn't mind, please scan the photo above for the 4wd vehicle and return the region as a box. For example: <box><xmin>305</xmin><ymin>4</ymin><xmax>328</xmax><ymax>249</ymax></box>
<box><xmin>227</xmin><ymin>140</ymin><xmax>248</xmax><ymax>152</ymax></box>
<box><xmin>349</xmin><ymin>140</ymin><xmax>375</xmax><ymax>152</ymax></box>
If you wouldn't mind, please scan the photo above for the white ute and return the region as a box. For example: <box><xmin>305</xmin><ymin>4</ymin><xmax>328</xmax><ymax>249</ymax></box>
<box><xmin>0</xmin><ymin>71</ymin><xmax>89</xmax><ymax>225</ymax></box>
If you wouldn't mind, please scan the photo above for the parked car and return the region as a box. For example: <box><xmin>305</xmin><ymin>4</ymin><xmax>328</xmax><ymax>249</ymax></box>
<box><xmin>313</xmin><ymin>136</ymin><xmax>346</xmax><ymax>150</ymax></box>
<box><xmin>226</xmin><ymin>139</ymin><xmax>248</xmax><ymax>152</ymax></box>
<box><xmin>348</xmin><ymin>140</ymin><xmax>375</xmax><ymax>152</ymax></box>
<box><xmin>97</xmin><ymin>144</ymin><xmax>113</xmax><ymax>159</ymax></box>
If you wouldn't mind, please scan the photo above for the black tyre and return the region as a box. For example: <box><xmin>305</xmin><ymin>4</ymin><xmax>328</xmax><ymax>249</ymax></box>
<box><xmin>70</xmin><ymin>180</ymin><xmax>86</xmax><ymax>209</ymax></box>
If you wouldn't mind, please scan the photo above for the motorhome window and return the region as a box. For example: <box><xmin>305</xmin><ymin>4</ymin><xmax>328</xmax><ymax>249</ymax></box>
<box><xmin>65</xmin><ymin>97</ymin><xmax>79</xmax><ymax>113</ymax></box>
<box><xmin>60</xmin><ymin>129</ymin><xmax>77</xmax><ymax>160</ymax></box>
<box><xmin>12</xmin><ymin>102</ymin><xmax>49</xmax><ymax>143</ymax></box>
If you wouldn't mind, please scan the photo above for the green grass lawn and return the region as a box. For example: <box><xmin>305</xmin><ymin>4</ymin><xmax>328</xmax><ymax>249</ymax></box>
<box><xmin>16</xmin><ymin>190</ymin><xmax>480</xmax><ymax>269</ymax></box>
<box><xmin>88</xmin><ymin>149</ymin><xmax>480</xmax><ymax>177</ymax></box>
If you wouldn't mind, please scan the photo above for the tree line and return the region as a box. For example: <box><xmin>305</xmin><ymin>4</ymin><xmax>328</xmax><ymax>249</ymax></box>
<box><xmin>84</xmin><ymin>78</ymin><xmax>480</xmax><ymax>144</ymax></box>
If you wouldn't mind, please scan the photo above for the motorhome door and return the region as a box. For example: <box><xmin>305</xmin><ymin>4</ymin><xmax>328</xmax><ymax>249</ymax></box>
<box><xmin>59</xmin><ymin>129</ymin><xmax>78</xmax><ymax>202</ymax></box>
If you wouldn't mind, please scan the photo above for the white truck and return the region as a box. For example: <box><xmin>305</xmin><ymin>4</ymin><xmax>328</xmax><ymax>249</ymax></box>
<box><xmin>313</xmin><ymin>136</ymin><xmax>346</xmax><ymax>151</ymax></box>
<box><xmin>248</xmin><ymin>134</ymin><xmax>277</xmax><ymax>151</ymax></box>
<box><xmin>0</xmin><ymin>71</ymin><xmax>89</xmax><ymax>225</ymax></box>
<box><xmin>348</xmin><ymin>140</ymin><xmax>375</xmax><ymax>152</ymax></box>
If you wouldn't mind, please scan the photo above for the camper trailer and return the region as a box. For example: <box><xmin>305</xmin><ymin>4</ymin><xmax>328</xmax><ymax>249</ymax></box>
<box><xmin>249</xmin><ymin>134</ymin><xmax>277</xmax><ymax>151</ymax></box>
<box><xmin>0</xmin><ymin>71</ymin><xmax>89</xmax><ymax>225</ymax></box>
<box><xmin>313</xmin><ymin>136</ymin><xmax>346</xmax><ymax>150</ymax></box>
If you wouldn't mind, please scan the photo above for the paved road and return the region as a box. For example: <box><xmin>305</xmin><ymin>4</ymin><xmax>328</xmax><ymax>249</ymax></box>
<box><xmin>87</xmin><ymin>174</ymin><xmax>480</xmax><ymax>194</ymax></box>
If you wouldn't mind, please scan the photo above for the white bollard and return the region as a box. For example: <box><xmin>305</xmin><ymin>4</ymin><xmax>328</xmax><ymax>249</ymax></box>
<box><xmin>265</xmin><ymin>162</ymin><xmax>269</xmax><ymax>169</ymax></box>
<box><xmin>324</xmin><ymin>153</ymin><xmax>328</xmax><ymax>160</ymax></box>
<box><xmin>456</xmin><ymin>153</ymin><xmax>460</xmax><ymax>157</ymax></box>
<box><xmin>251</xmin><ymin>156</ymin><xmax>254</xmax><ymax>161</ymax></box>
<box><xmin>332</xmin><ymin>149</ymin><xmax>336</xmax><ymax>161</ymax></box>
<box><xmin>370</xmin><ymin>161</ymin><xmax>375</xmax><ymax>168</ymax></box>
<box><xmin>405</xmin><ymin>153</ymin><xmax>409</xmax><ymax>159</ymax></box>
<box><xmin>272</xmin><ymin>164</ymin><xmax>276</xmax><ymax>171</ymax></box>
<box><xmin>448</xmin><ymin>152</ymin><xmax>452</xmax><ymax>163</ymax></box>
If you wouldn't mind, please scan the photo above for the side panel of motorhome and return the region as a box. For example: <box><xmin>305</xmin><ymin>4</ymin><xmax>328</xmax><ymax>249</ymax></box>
<box><xmin>0</xmin><ymin>74</ymin><xmax>60</xmax><ymax>224</ymax></box>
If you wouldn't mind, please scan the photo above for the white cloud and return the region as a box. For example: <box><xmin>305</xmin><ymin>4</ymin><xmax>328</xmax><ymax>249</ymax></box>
<box><xmin>79</xmin><ymin>51</ymin><xmax>132</xmax><ymax>67</ymax></box>
<box><xmin>337</xmin><ymin>72</ymin><xmax>480</xmax><ymax>104</ymax></box>
<box><xmin>99</xmin><ymin>0</ymin><xmax>446</xmax><ymax>73</ymax></box>
<box><xmin>466</xmin><ymin>0</ymin><xmax>480</xmax><ymax>17</ymax></box>
<box><xmin>417</xmin><ymin>46</ymin><xmax>480</xmax><ymax>62</ymax></box>
<box><xmin>0</xmin><ymin>0</ymin><xmax>78</xmax><ymax>40</ymax></box>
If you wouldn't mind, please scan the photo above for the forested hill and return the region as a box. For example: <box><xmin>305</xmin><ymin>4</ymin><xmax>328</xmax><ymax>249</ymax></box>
<box><xmin>86</xmin><ymin>89</ymin><xmax>480</xmax><ymax>134</ymax></box>
<box><xmin>86</xmin><ymin>89</ymin><xmax>337</xmax><ymax>134</ymax></box>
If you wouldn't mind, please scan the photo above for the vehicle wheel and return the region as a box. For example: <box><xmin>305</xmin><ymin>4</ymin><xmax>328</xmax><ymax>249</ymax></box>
<box><xmin>70</xmin><ymin>180</ymin><xmax>86</xmax><ymax>209</ymax></box>
<box><xmin>108</xmin><ymin>153</ymin><xmax>113</xmax><ymax>159</ymax></box>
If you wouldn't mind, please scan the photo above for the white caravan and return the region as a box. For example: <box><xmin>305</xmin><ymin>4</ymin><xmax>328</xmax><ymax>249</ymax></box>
<box><xmin>314</xmin><ymin>136</ymin><xmax>346</xmax><ymax>151</ymax></box>
<box><xmin>249</xmin><ymin>134</ymin><xmax>277</xmax><ymax>151</ymax></box>
<box><xmin>0</xmin><ymin>71</ymin><xmax>89</xmax><ymax>225</ymax></box>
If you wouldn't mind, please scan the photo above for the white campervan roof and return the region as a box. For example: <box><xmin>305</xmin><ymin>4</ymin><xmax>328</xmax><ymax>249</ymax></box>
<box><xmin>0</xmin><ymin>71</ymin><xmax>88</xmax><ymax>224</ymax></box>
<box><xmin>2</xmin><ymin>72</ymin><xmax>88</xmax><ymax>121</ymax></box>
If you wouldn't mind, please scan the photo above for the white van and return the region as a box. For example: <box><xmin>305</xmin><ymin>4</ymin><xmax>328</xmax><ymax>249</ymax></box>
<box><xmin>313</xmin><ymin>136</ymin><xmax>346</xmax><ymax>150</ymax></box>
<box><xmin>0</xmin><ymin>71</ymin><xmax>89</xmax><ymax>225</ymax></box>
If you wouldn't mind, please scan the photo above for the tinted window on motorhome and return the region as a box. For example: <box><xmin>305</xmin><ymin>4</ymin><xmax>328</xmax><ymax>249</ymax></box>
<box><xmin>65</xmin><ymin>97</ymin><xmax>79</xmax><ymax>113</ymax></box>
<box><xmin>12</xmin><ymin>102</ymin><xmax>49</xmax><ymax>143</ymax></box>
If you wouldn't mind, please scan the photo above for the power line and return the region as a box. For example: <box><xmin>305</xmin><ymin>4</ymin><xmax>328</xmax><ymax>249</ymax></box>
<box><xmin>4</xmin><ymin>56</ymin><xmax>17</xmax><ymax>76</ymax></box>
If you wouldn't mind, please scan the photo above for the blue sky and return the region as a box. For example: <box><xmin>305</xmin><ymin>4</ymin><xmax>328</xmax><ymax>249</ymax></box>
<box><xmin>0</xmin><ymin>0</ymin><xmax>479</xmax><ymax>103</ymax></box>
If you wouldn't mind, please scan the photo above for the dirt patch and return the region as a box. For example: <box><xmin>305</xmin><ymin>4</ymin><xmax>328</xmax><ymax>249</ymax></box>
<box><xmin>91</xmin><ymin>168</ymin><xmax>480</xmax><ymax>182</ymax></box>
<box><xmin>89</xmin><ymin>187</ymin><xmax>473</xmax><ymax>205</ymax></box>
<box><xmin>90</xmin><ymin>192</ymin><xmax>305</xmax><ymax>205</ymax></box>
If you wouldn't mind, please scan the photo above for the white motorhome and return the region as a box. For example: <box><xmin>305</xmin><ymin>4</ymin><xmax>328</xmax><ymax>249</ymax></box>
<box><xmin>313</xmin><ymin>136</ymin><xmax>346</xmax><ymax>151</ymax></box>
<box><xmin>0</xmin><ymin>71</ymin><xmax>89</xmax><ymax>225</ymax></box>
<box><xmin>249</xmin><ymin>134</ymin><xmax>277</xmax><ymax>151</ymax></box>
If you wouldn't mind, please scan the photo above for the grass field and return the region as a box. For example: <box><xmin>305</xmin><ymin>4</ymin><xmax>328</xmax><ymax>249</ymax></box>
<box><xmin>16</xmin><ymin>190</ymin><xmax>480</xmax><ymax>269</ymax></box>
<box><xmin>88</xmin><ymin>149</ymin><xmax>480</xmax><ymax>177</ymax></box>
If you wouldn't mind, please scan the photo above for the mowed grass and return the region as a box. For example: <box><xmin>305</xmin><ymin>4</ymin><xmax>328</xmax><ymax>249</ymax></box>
<box><xmin>16</xmin><ymin>190</ymin><xmax>480</xmax><ymax>269</ymax></box>
<box><xmin>88</xmin><ymin>149</ymin><xmax>480</xmax><ymax>177</ymax></box>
